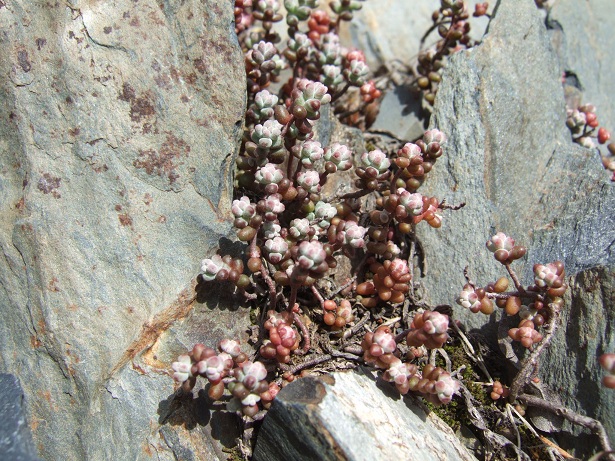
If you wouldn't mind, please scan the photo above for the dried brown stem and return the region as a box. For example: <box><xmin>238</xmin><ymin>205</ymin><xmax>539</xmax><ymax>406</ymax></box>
<box><xmin>330</xmin><ymin>276</ymin><xmax>357</xmax><ymax>297</ymax></box>
<box><xmin>518</xmin><ymin>393</ymin><xmax>613</xmax><ymax>456</ymax></box>
<box><xmin>459</xmin><ymin>385</ymin><xmax>532</xmax><ymax>461</ymax></box>
<box><xmin>505</xmin><ymin>262</ymin><xmax>526</xmax><ymax>295</ymax></box>
<box><xmin>348</xmin><ymin>312</ymin><xmax>370</xmax><ymax>337</ymax></box>
<box><xmin>311</xmin><ymin>285</ymin><xmax>325</xmax><ymax>308</ymax></box>
<box><xmin>509</xmin><ymin>302</ymin><xmax>560</xmax><ymax>401</ymax></box>
<box><xmin>260</xmin><ymin>263</ymin><xmax>278</xmax><ymax>312</ymax></box>
<box><xmin>292</xmin><ymin>311</ymin><xmax>311</xmax><ymax>355</ymax></box>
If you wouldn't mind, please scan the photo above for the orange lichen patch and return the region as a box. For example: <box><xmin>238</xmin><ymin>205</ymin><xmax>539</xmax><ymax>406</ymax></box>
<box><xmin>118</xmin><ymin>212</ymin><xmax>133</xmax><ymax>227</ymax></box>
<box><xmin>142</xmin><ymin>442</ymin><xmax>153</xmax><ymax>456</ymax></box>
<box><xmin>30</xmin><ymin>417</ymin><xmax>42</xmax><ymax>432</ymax></box>
<box><xmin>109</xmin><ymin>280</ymin><xmax>198</xmax><ymax>377</ymax></box>
<box><xmin>39</xmin><ymin>390</ymin><xmax>58</xmax><ymax>412</ymax></box>
<box><xmin>133</xmin><ymin>133</ymin><xmax>191</xmax><ymax>184</ymax></box>
<box><xmin>65</xmin><ymin>345</ymin><xmax>81</xmax><ymax>364</ymax></box>
<box><xmin>47</xmin><ymin>277</ymin><xmax>60</xmax><ymax>292</ymax></box>
<box><xmin>30</xmin><ymin>335</ymin><xmax>42</xmax><ymax>348</ymax></box>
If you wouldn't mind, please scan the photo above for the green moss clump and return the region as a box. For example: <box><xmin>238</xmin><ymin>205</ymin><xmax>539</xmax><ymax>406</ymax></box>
<box><xmin>426</xmin><ymin>340</ymin><xmax>491</xmax><ymax>431</ymax></box>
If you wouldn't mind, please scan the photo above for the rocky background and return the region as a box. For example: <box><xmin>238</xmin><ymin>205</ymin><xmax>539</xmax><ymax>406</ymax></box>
<box><xmin>0</xmin><ymin>0</ymin><xmax>613</xmax><ymax>460</ymax></box>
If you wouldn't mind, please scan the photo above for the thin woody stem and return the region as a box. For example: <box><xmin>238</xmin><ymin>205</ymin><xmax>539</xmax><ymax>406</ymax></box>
<box><xmin>518</xmin><ymin>393</ymin><xmax>613</xmax><ymax>456</ymax></box>
<box><xmin>292</xmin><ymin>311</ymin><xmax>311</xmax><ymax>355</ymax></box>
<box><xmin>505</xmin><ymin>262</ymin><xmax>526</xmax><ymax>295</ymax></box>
<box><xmin>509</xmin><ymin>303</ymin><xmax>560</xmax><ymax>401</ymax></box>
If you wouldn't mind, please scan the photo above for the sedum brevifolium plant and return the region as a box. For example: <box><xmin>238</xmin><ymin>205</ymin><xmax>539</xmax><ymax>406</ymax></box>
<box><xmin>170</xmin><ymin>1</ymin><xmax>614</xmax><ymax>459</ymax></box>
<box><xmin>173</xmin><ymin>0</ymin><xmax>464</xmax><ymax>420</ymax></box>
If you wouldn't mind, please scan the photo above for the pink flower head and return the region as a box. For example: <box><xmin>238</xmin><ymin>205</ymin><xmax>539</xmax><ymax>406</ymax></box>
<box><xmin>435</xmin><ymin>373</ymin><xmax>460</xmax><ymax>404</ymax></box>
<box><xmin>341</xmin><ymin>221</ymin><xmax>366</xmax><ymax>248</ymax></box>
<box><xmin>171</xmin><ymin>355</ymin><xmax>193</xmax><ymax>383</ymax></box>
<box><xmin>422</xmin><ymin>311</ymin><xmax>449</xmax><ymax>335</ymax></box>
<box><xmin>373</xmin><ymin>325</ymin><xmax>397</xmax><ymax>354</ymax></box>
<box><xmin>263</xmin><ymin>194</ymin><xmax>285</xmax><ymax>220</ymax></box>
<box><xmin>324</xmin><ymin>143</ymin><xmax>353</xmax><ymax>171</ymax></box>
<box><xmin>360</xmin><ymin>149</ymin><xmax>391</xmax><ymax>174</ymax></box>
<box><xmin>397</xmin><ymin>188</ymin><xmax>423</xmax><ymax>217</ymax></box>
<box><xmin>255</xmin><ymin>163</ymin><xmax>284</xmax><ymax>191</ymax></box>
<box><xmin>457</xmin><ymin>284</ymin><xmax>481</xmax><ymax>313</ymax></box>
<box><xmin>232</xmin><ymin>196</ymin><xmax>256</xmax><ymax>228</ymax></box>
<box><xmin>398</xmin><ymin>142</ymin><xmax>422</xmax><ymax>160</ymax></box>
<box><xmin>201</xmin><ymin>255</ymin><xmax>230</xmax><ymax>282</ymax></box>
<box><xmin>487</xmin><ymin>232</ymin><xmax>514</xmax><ymax>252</ymax></box>
<box><xmin>219</xmin><ymin>339</ymin><xmax>242</xmax><ymax>358</ymax></box>
<box><xmin>296</xmin><ymin>170</ymin><xmax>321</xmax><ymax>193</ymax></box>
<box><xmin>240</xmin><ymin>361</ymin><xmax>268</xmax><ymax>390</ymax></box>
<box><xmin>533</xmin><ymin>263</ymin><xmax>560</xmax><ymax>288</ymax></box>
<box><xmin>265</xmin><ymin>236</ymin><xmax>289</xmax><ymax>264</ymax></box>
<box><xmin>198</xmin><ymin>353</ymin><xmax>233</xmax><ymax>383</ymax></box>
<box><xmin>297</xmin><ymin>240</ymin><xmax>327</xmax><ymax>270</ymax></box>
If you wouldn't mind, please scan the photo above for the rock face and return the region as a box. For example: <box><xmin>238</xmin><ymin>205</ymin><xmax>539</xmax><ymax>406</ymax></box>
<box><xmin>540</xmin><ymin>266</ymin><xmax>615</xmax><ymax>454</ymax></box>
<box><xmin>253</xmin><ymin>371</ymin><xmax>477</xmax><ymax>461</ymax></box>
<box><xmin>341</xmin><ymin>0</ymin><xmax>492</xmax><ymax>141</ymax></box>
<box><xmin>548</xmin><ymin>0</ymin><xmax>615</xmax><ymax>133</ymax></box>
<box><xmin>0</xmin><ymin>1</ymin><xmax>247</xmax><ymax>460</ymax></box>
<box><xmin>405</xmin><ymin>0</ymin><xmax>614</xmax><ymax>455</ymax></box>
<box><xmin>0</xmin><ymin>374</ymin><xmax>41</xmax><ymax>461</ymax></box>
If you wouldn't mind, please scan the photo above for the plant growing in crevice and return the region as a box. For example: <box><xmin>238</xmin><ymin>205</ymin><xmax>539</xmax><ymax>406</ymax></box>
<box><xmin>166</xmin><ymin>2</ymin><xmax>613</xmax><ymax>460</ymax></box>
<box><xmin>565</xmin><ymin>101</ymin><xmax>615</xmax><ymax>181</ymax></box>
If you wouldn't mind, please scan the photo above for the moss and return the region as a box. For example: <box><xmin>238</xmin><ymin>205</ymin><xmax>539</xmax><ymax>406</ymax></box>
<box><xmin>222</xmin><ymin>445</ymin><xmax>243</xmax><ymax>461</ymax></box>
<box><xmin>427</xmin><ymin>340</ymin><xmax>492</xmax><ymax>431</ymax></box>
<box><xmin>365</xmin><ymin>140</ymin><xmax>377</xmax><ymax>151</ymax></box>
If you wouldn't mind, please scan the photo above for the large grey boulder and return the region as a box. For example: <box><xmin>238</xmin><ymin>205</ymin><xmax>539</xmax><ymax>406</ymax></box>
<box><xmin>548</xmin><ymin>0</ymin><xmax>615</xmax><ymax>132</ymax></box>
<box><xmin>253</xmin><ymin>371</ymin><xmax>477</xmax><ymax>461</ymax></box>
<box><xmin>0</xmin><ymin>1</ymin><xmax>247</xmax><ymax>460</ymax></box>
<box><xmin>407</xmin><ymin>0</ymin><xmax>614</xmax><ymax>455</ymax></box>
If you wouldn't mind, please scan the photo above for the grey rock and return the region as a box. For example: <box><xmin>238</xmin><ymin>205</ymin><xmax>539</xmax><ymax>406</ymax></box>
<box><xmin>0</xmin><ymin>374</ymin><xmax>41</xmax><ymax>461</ymax></box>
<box><xmin>342</xmin><ymin>1</ymin><xmax>492</xmax><ymax>142</ymax></box>
<box><xmin>408</xmin><ymin>0</ymin><xmax>614</xmax><ymax>454</ymax></box>
<box><xmin>0</xmin><ymin>1</ymin><xmax>248</xmax><ymax>460</ymax></box>
<box><xmin>253</xmin><ymin>370</ymin><xmax>478</xmax><ymax>461</ymax></box>
<box><xmin>539</xmin><ymin>266</ymin><xmax>615</xmax><ymax>457</ymax></box>
<box><xmin>341</xmin><ymin>0</ymin><xmax>491</xmax><ymax>71</ymax></box>
<box><xmin>548</xmin><ymin>0</ymin><xmax>615</xmax><ymax>133</ymax></box>
<box><xmin>415</xmin><ymin>0</ymin><xmax>611</xmax><ymax>320</ymax></box>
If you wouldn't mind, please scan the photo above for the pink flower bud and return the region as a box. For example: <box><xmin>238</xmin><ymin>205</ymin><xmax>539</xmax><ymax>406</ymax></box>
<box><xmin>296</xmin><ymin>240</ymin><xmax>327</xmax><ymax>270</ymax></box>
<box><xmin>265</xmin><ymin>236</ymin><xmax>289</xmax><ymax>264</ymax></box>
<box><xmin>457</xmin><ymin>284</ymin><xmax>481</xmax><ymax>312</ymax></box>
<box><xmin>487</xmin><ymin>232</ymin><xmax>515</xmax><ymax>252</ymax></box>
<box><xmin>360</xmin><ymin>149</ymin><xmax>391</xmax><ymax>174</ymax></box>
<box><xmin>373</xmin><ymin>326</ymin><xmax>397</xmax><ymax>354</ymax></box>
<box><xmin>422</xmin><ymin>311</ymin><xmax>449</xmax><ymax>335</ymax></box>
<box><xmin>241</xmin><ymin>361</ymin><xmax>268</xmax><ymax>384</ymax></box>
<box><xmin>171</xmin><ymin>355</ymin><xmax>193</xmax><ymax>383</ymax></box>
<box><xmin>435</xmin><ymin>373</ymin><xmax>459</xmax><ymax>404</ymax></box>
<box><xmin>324</xmin><ymin>143</ymin><xmax>353</xmax><ymax>171</ymax></box>
<box><xmin>397</xmin><ymin>188</ymin><xmax>423</xmax><ymax>216</ymax></box>
<box><xmin>296</xmin><ymin>170</ymin><xmax>321</xmax><ymax>193</ymax></box>
<box><xmin>201</xmin><ymin>255</ymin><xmax>231</xmax><ymax>282</ymax></box>
<box><xmin>219</xmin><ymin>339</ymin><xmax>242</xmax><ymax>357</ymax></box>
